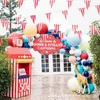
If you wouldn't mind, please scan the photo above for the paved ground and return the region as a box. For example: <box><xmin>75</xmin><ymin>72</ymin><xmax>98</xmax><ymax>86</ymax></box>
<box><xmin>15</xmin><ymin>75</ymin><xmax>99</xmax><ymax>100</ymax></box>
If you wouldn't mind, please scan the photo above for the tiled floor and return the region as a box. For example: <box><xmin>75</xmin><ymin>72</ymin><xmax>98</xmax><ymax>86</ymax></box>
<box><xmin>15</xmin><ymin>75</ymin><xmax>100</xmax><ymax>100</ymax></box>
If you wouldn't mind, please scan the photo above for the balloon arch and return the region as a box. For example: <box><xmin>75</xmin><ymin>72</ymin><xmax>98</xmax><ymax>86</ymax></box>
<box><xmin>7</xmin><ymin>22</ymin><xmax>95</xmax><ymax>94</ymax></box>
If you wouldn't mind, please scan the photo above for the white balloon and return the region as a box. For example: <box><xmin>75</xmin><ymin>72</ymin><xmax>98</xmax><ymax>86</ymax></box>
<box><xmin>67</xmin><ymin>77</ymin><xmax>80</xmax><ymax>92</ymax></box>
<box><xmin>35</xmin><ymin>34</ymin><xmax>40</xmax><ymax>38</ymax></box>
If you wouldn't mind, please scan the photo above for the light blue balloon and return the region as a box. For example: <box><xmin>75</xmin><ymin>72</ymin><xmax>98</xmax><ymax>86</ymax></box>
<box><xmin>23</xmin><ymin>36</ymin><xmax>28</xmax><ymax>43</ymax></box>
<box><xmin>60</xmin><ymin>48</ymin><xmax>66</xmax><ymax>54</ymax></box>
<box><xmin>85</xmin><ymin>83</ymin><xmax>95</xmax><ymax>94</ymax></box>
<box><xmin>74</xmin><ymin>65</ymin><xmax>84</xmax><ymax>74</ymax></box>
<box><xmin>74</xmin><ymin>49</ymin><xmax>82</xmax><ymax>57</ymax></box>
<box><xmin>67</xmin><ymin>34</ymin><xmax>81</xmax><ymax>46</ymax></box>
<box><xmin>76</xmin><ymin>57</ymin><xmax>81</xmax><ymax>61</ymax></box>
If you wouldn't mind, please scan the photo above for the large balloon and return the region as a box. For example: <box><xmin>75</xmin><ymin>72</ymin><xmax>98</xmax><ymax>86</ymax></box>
<box><xmin>37</xmin><ymin>22</ymin><xmax>48</xmax><ymax>34</ymax></box>
<box><xmin>67</xmin><ymin>77</ymin><xmax>80</xmax><ymax>92</ymax></box>
<box><xmin>8</xmin><ymin>32</ymin><xmax>23</xmax><ymax>47</ymax></box>
<box><xmin>67</xmin><ymin>33</ymin><xmax>81</xmax><ymax>46</ymax></box>
<box><xmin>23</xmin><ymin>23</ymin><xmax>37</xmax><ymax>36</ymax></box>
<box><xmin>69</xmin><ymin>56</ymin><xmax>76</xmax><ymax>64</ymax></box>
<box><xmin>80</xmin><ymin>53</ymin><xmax>88</xmax><ymax>60</ymax></box>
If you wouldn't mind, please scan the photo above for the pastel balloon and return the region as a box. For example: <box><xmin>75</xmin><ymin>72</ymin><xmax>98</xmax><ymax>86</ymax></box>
<box><xmin>69</xmin><ymin>50</ymin><xmax>74</xmax><ymax>55</ymax></box>
<box><xmin>69</xmin><ymin>56</ymin><xmax>76</xmax><ymax>64</ymax></box>
<box><xmin>74</xmin><ymin>49</ymin><xmax>82</xmax><ymax>57</ymax></box>
<box><xmin>67</xmin><ymin>34</ymin><xmax>81</xmax><ymax>46</ymax></box>
<box><xmin>60</xmin><ymin>48</ymin><xmax>66</xmax><ymax>54</ymax></box>
<box><xmin>71</xmin><ymin>46</ymin><xmax>75</xmax><ymax>50</ymax></box>
<box><xmin>35</xmin><ymin>34</ymin><xmax>41</xmax><ymax>38</ymax></box>
<box><xmin>23</xmin><ymin>23</ymin><xmax>37</xmax><ymax>36</ymax></box>
<box><xmin>67</xmin><ymin>77</ymin><xmax>80</xmax><ymax>92</ymax></box>
<box><xmin>76</xmin><ymin>57</ymin><xmax>81</xmax><ymax>61</ymax></box>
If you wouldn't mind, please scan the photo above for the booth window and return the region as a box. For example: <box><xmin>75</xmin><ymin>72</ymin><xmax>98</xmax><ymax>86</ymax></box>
<box><xmin>52</xmin><ymin>52</ymin><xmax>60</xmax><ymax>72</ymax></box>
<box><xmin>63</xmin><ymin>55</ymin><xmax>71</xmax><ymax>72</ymax></box>
<box><xmin>41</xmin><ymin>55</ymin><xmax>49</xmax><ymax>72</ymax></box>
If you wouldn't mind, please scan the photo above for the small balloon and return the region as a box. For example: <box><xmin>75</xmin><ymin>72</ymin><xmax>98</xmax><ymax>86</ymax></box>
<box><xmin>83</xmin><ymin>71</ymin><xmax>89</xmax><ymax>77</ymax></box>
<box><xmin>35</xmin><ymin>34</ymin><xmax>40</xmax><ymax>38</ymax></box>
<box><xmin>69</xmin><ymin>56</ymin><xmax>76</xmax><ymax>64</ymax></box>
<box><xmin>80</xmin><ymin>53</ymin><xmax>88</xmax><ymax>60</ymax></box>
<box><xmin>60</xmin><ymin>48</ymin><xmax>66</xmax><ymax>54</ymax></box>
<box><xmin>74</xmin><ymin>49</ymin><xmax>82</xmax><ymax>57</ymax></box>
<box><xmin>23</xmin><ymin>36</ymin><xmax>28</xmax><ymax>43</ymax></box>
<box><xmin>69</xmin><ymin>50</ymin><xmax>74</xmax><ymax>55</ymax></box>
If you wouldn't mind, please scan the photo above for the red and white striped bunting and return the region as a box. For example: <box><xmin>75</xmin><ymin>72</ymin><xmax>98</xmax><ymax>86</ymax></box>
<box><xmin>18</xmin><ymin>0</ymin><xmax>24</xmax><ymax>8</ymax></box>
<box><xmin>62</xmin><ymin>10</ymin><xmax>68</xmax><ymax>19</ymax></box>
<box><xmin>45</xmin><ymin>13</ymin><xmax>51</xmax><ymax>21</ymax></box>
<box><xmin>79</xmin><ymin>8</ymin><xmax>85</xmax><ymax>16</ymax></box>
<box><xmin>95</xmin><ymin>5</ymin><xmax>100</xmax><ymax>15</ymax></box>
<box><xmin>66</xmin><ymin>0</ymin><xmax>73</xmax><ymax>9</ymax></box>
<box><xmin>30</xmin><ymin>15</ymin><xmax>36</xmax><ymax>23</ymax></box>
<box><xmin>21</xmin><ymin>22</ymin><xmax>27</xmax><ymax>31</ymax></box>
<box><xmin>54</xmin><ymin>24</ymin><xmax>61</xmax><ymax>32</ymax></box>
<box><xmin>49</xmin><ymin>0</ymin><xmax>56</xmax><ymax>8</ymax></box>
<box><xmin>84</xmin><ymin>0</ymin><xmax>91</xmax><ymax>9</ymax></box>
<box><xmin>72</xmin><ymin>25</ymin><xmax>78</xmax><ymax>33</ymax></box>
<box><xmin>33</xmin><ymin>0</ymin><xmax>39</xmax><ymax>9</ymax></box>
<box><xmin>15</xmin><ymin>16</ymin><xmax>21</xmax><ymax>24</ymax></box>
<box><xmin>3</xmin><ymin>0</ymin><xmax>8</xmax><ymax>7</ymax></box>
<box><xmin>76</xmin><ymin>30</ymin><xmax>82</xmax><ymax>38</ymax></box>
<box><xmin>37</xmin><ymin>23</ymin><xmax>43</xmax><ymax>32</ymax></box>
<box><xmin>58</xmin><ymin>32</ymin><xmax>64</xmax><ymax>39</ymax></box>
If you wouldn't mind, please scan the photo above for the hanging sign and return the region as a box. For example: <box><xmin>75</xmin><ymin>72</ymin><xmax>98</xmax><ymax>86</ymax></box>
<box><xmin>33</xmin><ymin>34</ymin><xmax>65</xmax><ymax>54</ymax></box>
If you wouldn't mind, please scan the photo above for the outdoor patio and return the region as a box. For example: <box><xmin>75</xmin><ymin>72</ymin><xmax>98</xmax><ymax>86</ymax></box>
<box><xmin>14</xmin><ymin>75</ymin><xmax>100</xmax><ymax>100</ymax></box>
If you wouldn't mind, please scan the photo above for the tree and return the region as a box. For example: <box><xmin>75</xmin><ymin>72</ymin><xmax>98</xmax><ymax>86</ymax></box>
<box><xmin>0</xmin><ymin>0</ymin><xmax>25</xmax><ymax>34</ymax></box>
<box><xmin>89</xmin><ymin>20</ymin><xmax>100</xmax><ymax>88</ymax></box>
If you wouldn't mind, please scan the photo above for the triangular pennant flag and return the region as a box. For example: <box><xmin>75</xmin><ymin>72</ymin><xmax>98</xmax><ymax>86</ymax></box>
<box><xmin>3</xmin><ymin>0</ymin><xmax>8</xmax><ymax>7</ymax></box>
<box><xmin>54</xmin><ymin>24</ymin><xmax>61</xmax><ymax>32</ymax></box>
<box><xmin>37</xmin><ymin>23</ymin><xmax>43</xmax><ymax>32</ymax></box>
<box><xmin>15</xmin><ymin>16</ymin><xmax>21</xmax><ymax>24</ymax></box>
<box><xmin>49</xmin><ymin>0</ymin><xmax>56</xmax><ymax>8</ymax></box>
<box><xmin>30</xmin><ymin>15</ymin><xmax>36</xmax><ymax>23</ymax></box>
<box><xmin>79</xmin><ymin>8</ymin><xmax>85</xmax><ymax>16</ymax></box>
<box><xmin>58</xmin><ymin>32</ymin><xmax>64</xmax><ymax>39</ymax></box>
<box><xmin>90</xmin><ymin>25</ymin><xmax>100</xmax><ymax>36</ymax></box>
<box><xmin>0</xmin><ymin>38</ymin><xmax>3</xmax><ymax>46</ymax></box>
<box><xmin>62</xmin><ymin>10</ymin><xmax>68</xmax><ymax>19</ymax></box>
<box><xmin>84</xmin><ymin>0</ymin><xmax>91</xmax><ymax>9</ymax></box>
<box><xmin>95</xmin><ymin>5</ymin><xmax>100</xmax><ymax>15</ymax></box>
<box><xmin>18</xmin><ymin>0</ymin><xmax>24</xmax><ymax>8</ymax></box>
<box><xmin>21</xmin><ymin>22</ymin><xmax>27</xmax><ymax>31</ymax></box>
<box><xmin>72</xmin><ymin>25</ymin><xmax>78</xmax><ymax>33</ymax></box>
<box><xmin>1</xmin><ymin>19</ymin><xmax>5</xmax><ymax>28</ymax></box>
<box><xmin>76</xmin><ymin>30</ymin><xmax>82</xmax><ymax>38</ymax></box>
<box><xmin>4</xmin><ymin>21</ymin><xmax>10</xmax><ymax>30</ymax></box>
<box><xmin>33</xmin><ymin>0</ymin><xmax>39</xmax><ymax>9</ymax></box>
<box><xmin>45</xmin><ymin>13</ymin><xmax>51</xmax><ymax>21</ymax></box>
<box><xmin>66</xmin><ymin>0</ymin><xmax>73</xmax><ymax>9</ymax></box>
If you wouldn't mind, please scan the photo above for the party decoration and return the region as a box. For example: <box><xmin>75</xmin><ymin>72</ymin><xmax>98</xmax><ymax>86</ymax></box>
<box><xmin>80</xmin><ymin>53</ymin><xmax>88</xmax><ymax>60</ymax></box>
<box><xmin>54</xmin><ymin>24</ymin><xmax>61</xmax><ymax>32</ymax></box>
<box><xmin>72</xmin><ymin>25</ymin><xmax>78</xmax><ymax>33</ymax></box>
<box><xmin>49</xmin><ymin>0</ymin><xmax>56</xmax><ymax>8</ymax></box>
<box><xmin>84</xmin><ymin>0</ymin><xmax>91</xmax><ymax>9</ymax></box>
<box><xmin>33</xmin><ymin>0</ymin><xmax>39</xmax><ymax>9</ymax></box>
<box><xmin>60</xmin><ymin>48</ymin><xmax>66</xmax><ymax>54</ymax></box>
<box><xmin>45</xmin><ymin>13</ymin><xmax>51</xmax><ymax>21</ymax></box>
<box><xmin>37</xmin><ymin>22</ymin><xmax>48</xmax><ymax>34</ymax></box>
<box><xmin>67</xmin><ymin>33</ymin><xmax>81</xmax><ymax>46</ymax></box>
<box><xmin>67</xmin><ymin>0</ymin><xmax>73</xmax><ymax>9</ymax></box>
<box><xmin>3</xmin><ymin>0</ymin><xmax>8</xmax><ymax>7</ymax></box>
<box><xmin>18</xmin><ymin>0</ymin><xmax>24</xmax><ymax>8</ymax></box>
<box><xmin>95</xmin><ymin>5</ymin><xmax>100</xmax><ymax>15</ymax></box>
<box><xmin>69</xmin><ymin>56</ymin><xmax>76</xmax><ymax>64</ymax></box>
<box><xmin>21</xmin><ymin>22</ymin><xmax>27</xmax><ymax>31</ymax></box>
<box><xmin>23</xmin><ymin>23</ymin><xmax>37</xmax><ymax>36</ymax></box>
<box><xmin>62</xmin><ymin>10</ymin><xmax>68</xmax><ymax>19</ymax></box>
<box><xmin>35</xmin><ymin>34</ymin><xmax>41</xmax><ymax>38</ymax></box>
<box><xmin>67</xmin><ymin>77</ymin><xmax>80</xmax><ymax>92</ymax></box>
<box><xmin>69</xmin><ymin>50</ymin><xmax>74</xmax><ymax>55</ymax></box>
<box><xmin>79</xmin><ymin>8</ymin><xmax>85</xmax><ymax>16</ymax></box>
<box><xmin>74</xmin><ymin>49</ymin><xmax>81</xmax><ymax>57</ymax></box>
<box><xmin>30</xmin><ymin>15</ymin><xmax>36</xmax><ymax>23</ymax></box>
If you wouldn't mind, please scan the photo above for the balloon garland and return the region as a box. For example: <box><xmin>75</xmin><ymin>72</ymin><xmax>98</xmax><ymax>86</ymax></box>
<box><xmin>7</xmin><ymin>22</ymin><xmax>95</xmax><ymax>94</ymax></box>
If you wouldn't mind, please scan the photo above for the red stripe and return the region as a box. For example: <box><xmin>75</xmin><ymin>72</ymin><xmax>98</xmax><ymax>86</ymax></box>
<box><xmin>84</xmin><ymin>0</ymin><xmax>91</xmax><ymax>9</ymax></box>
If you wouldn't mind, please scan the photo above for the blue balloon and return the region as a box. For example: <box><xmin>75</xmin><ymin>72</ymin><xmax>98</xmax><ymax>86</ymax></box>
<box><xmin>46</xmin><ymin>29</ymin><xmax>52</xmax><ymax>34</ymax></box>
<box><xmin>63</xmin><ymin>41</ymin><xmax>68</xmax><ymax>45</ymax></box>
<box><xmin>83</xmin><ymin>61</ymin><xmax>88</xmax><ymax>66</ymax></box>
<box><xmin>53</xmin><ymin>33</ymin><xmax>59</xmax><ymax>38</ymax></box>
<box><xmin>87</xmin><ymin>60</ymin><xmax>92</xmax><ymax>66</ymax></box>
<box><xmin>22</xmin><ymin>42</ymin><xmax>30</xmax><ymax>48</ymax></box>
<box><xmin>75</xmin><ymin>65</ymin><xmax>84</xmax><ymax>74</ymax></box>
<box><xmin>23</xmin><ymin>36</ymin><xmax>28</xmax><ymax>43</ymax></box>
<box><xmin>74</xmin><ymin>49</ymin><xmax>82</xmax><ymax>57</ymax></box>
<box><xmin>85</xmin><ymin>83</ymin><xmax>95</xmax><ymax>94</ymax></box>
<box><xmin>67</xmin><ymin>34</ymin><xmax>81</xmax><ymax>46</ymax></box>
<box><xmin>83</xmin><ymin>71</ymin><xmax>89</xmax><ymax>77</ymax></box>
<box><xmin>60</xmin><ymin>48</ymin><xmax>66</xmax><ymax>54</ymax></box>
<box><xmin>65</xmin><ymin>45</ymin><xmax>71</xmax><ymax>51</ymax></box>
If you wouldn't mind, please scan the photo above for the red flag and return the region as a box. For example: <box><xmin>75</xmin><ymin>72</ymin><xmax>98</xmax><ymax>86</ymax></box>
<box><xmin>4</xmin><ymin>21</ymin><xmax>10</xmax><ymax>30</ymax></box>
<box><xmin>54</xmin><ymin>24</ymin><xmax>61</xmax><ymax>32</ymax></box>
<box><xmin>72</xmin><ymin>25</ymin><xmax>78</xmax><ymax>33</ymax></box>
<box><xmin>49</xmin><ymin>0</ymin><xmax>56</xmax><ymax>8</ymax></box>
<box><xmin>37</xmin><ymin>23</ymin><xmax>42</xmax><ymax>32</ymax></box>
<box><xmin>33</xmin><ymin>0</ymin><xmax>39</xmax><ymax>9</ymax></box>
<box><xmin>1</xmin><ymin>19</ymin><xmax>5</xmax><ymax>27</ymax></box>
<box><xmin>84</xmin><ymin>0</ymin><xmax>91</xmax><ymax>9</ymax></box>
<box><xmin>90</xmin><ymin>25</ymin><xmax>100</xmax><ymax>36</ymax></box>
<box><xmin>95</xmin><ymin>5</ymin><xmax>100</xmax><ymax>15</ymax></box>
<box><xmin>0</xmin><ymin>38</ymin><xmax>3</xmax><ymax>46</ymax></box>
<box><xmin>30</xmin><ymin>15</ymin><xmax>36</xmax><ymax>23</ymax></box>
<box><xmin>59</xmin><ymin>32</ymin><xmax>64</xmax><ymax>39</ymax></box>
<box><xmin>3</xmin><ymin>0</ymin><xmax>8</xmax><ymax>7</ymax></box>
<box><xmin>66</xmin><ymin>0</ymin><xmax>73</xmax><ymax>9</ymax></box>
<box><xmin>18</xmin><ymin>0</ymin><xmax>24</xmax><ymax>8</ymax></box>
<box><xmin>79</xmin><ymin>8</ymin><xmax>85</xmax><ymax>16</ymax></box>
<box><xmin>15</xmin><ymin>16</ymin><xmax>21</xmax><ymax>24</ymax></box>
<box><xmin>45</xmin><ymin>13</ymin><xmax>51</xmax><ymax>21</ymax></box>
<box><xmin>76</xmin><ymin>31</ymin><xmax>82</xmax><ymax>38</ymax></box>
<box><xmin>62</xmin><ymin>10</ymin><xmax>68</xmax><ymax>19</ymax></box>
<box><xmin>21</xmin><ymin>22</ymin><xmax>27</xmax><ymax>31</ymax></box>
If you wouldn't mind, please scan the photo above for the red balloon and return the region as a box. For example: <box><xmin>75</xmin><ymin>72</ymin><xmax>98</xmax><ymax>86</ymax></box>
<box><xmin>89</xmin><ymin>75</ymin><xmax>92</xmax><ymax>80</ymax></box>
<box><xmin>80</xmin><ymin>53</ymin><xmax>88</xmax><ymax>60</ymax></box>
<box><xmin>37</xmin><ymin>22</ymin><xmax>48</xmax><ymax>34</ymax></box>
<box><xmin>8</xmin><ymin>32</ymin><xmax>23</xmax><ymax>47</ymax></box>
